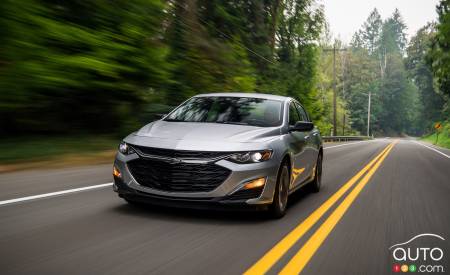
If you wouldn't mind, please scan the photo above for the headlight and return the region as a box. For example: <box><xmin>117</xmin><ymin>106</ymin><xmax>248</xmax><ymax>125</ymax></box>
<box><xmin>118</xmin><ymin>142</ymin><xmax>135</xmax><ymax>155</ymax></box>
<box><xmin>228</xmin><ymin>150</ymin><xmax>272</xmax><ymax>164</ymax></box>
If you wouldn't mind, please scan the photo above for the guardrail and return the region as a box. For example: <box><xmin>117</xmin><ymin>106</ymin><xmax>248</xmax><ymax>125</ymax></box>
<box><xmin>322</xmin><ymin>136</ymin><xmax>372</xmax><ymax>142</ymax></box>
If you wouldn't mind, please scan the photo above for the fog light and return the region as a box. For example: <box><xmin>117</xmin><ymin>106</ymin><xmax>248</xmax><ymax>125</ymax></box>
<box><xmin>113</xmin><ymin>166</ymin><xmax>121</xmax><ymax>178</ymax></box>
<box><xmin>243</xmin><ymin>177</ymin><xmax>266</xmax><ymax>190</ymax></box>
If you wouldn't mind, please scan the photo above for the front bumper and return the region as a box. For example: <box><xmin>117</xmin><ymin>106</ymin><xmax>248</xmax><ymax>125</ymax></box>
<box><xmin>113</xmin><ymin>151</ymin><xmax>280</xmax><ymax>207</ymax></box>
<box><xmin>114</xmin><ymin>176</ymin><xmax>269</xmax><ymax>211</ymax></box>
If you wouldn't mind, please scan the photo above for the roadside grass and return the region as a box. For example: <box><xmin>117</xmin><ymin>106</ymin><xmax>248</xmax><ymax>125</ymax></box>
<box><xmin>421</xmin><ymin>122</ymin><xmax>450</xmax><ymax>149</ymax></box>
<box><xmin>0</xmin><ymin>136</ymin><xmax>119</xmax><ymax>167</ymax></box>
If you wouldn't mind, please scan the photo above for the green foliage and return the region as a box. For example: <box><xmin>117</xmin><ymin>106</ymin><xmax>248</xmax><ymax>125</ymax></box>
<box><xmin>1</xmin><ymin>0</ymin><xmax>447</xmax><ymax>142</ymax></box>
<box><xmin>380</xmin><ymin>9</ymin><xmax>407</xmax><ymax>54</ymax></box>
<box><xmin>346</xmin><ymin>8</ymin><xmax>423</xmax><ymax>136</ymax></box>
<box><xmin>264</xmin><ymin>0</ymin><xmax>325</xmax><ymax>126</ymax></box>
<box><xmin>316</xmin><ymin>38</ymin><xmax>356</xmax><ymax>136</ymax></box>
<box><xmin>378</xmin><ymin>54</ymin><xmax>419</xmax><ymax>135</ymax></box>
<box><xmin>352</xmin><ymin>8</ymin><xmax>382</xmax><ymax>55</ymax></box>
<box><xmin>344</xmin><ymin>48</ymin><xmax>381</xmax><ymax>134</ymax></box>
<box><xmin>0</xmin><ymin>0</ymin><xmax>170</xmax><ymax>135</ymax></box>
<box><xmin>421</xmin><ymin>121</ymin><xmax>450</xmax><ymax>149</ymax></box>
<box><xmin>429</xmin><ymin>0</ymin><xmax>450</xmax><ymax>99</ymax></box>
<box><xmin>0</xmin><ymin>0</ymin><xmax>326</xmax><ymax>137</ymax></box>
<box><xmin>406</xmin><ymin>24</ymin><xmax>445</xmax><ymax>132</ymax></box>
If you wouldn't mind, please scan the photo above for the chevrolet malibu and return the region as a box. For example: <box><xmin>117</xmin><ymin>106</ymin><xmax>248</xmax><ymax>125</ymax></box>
<box><xmin>113</xmin><ymin>93</ymin><xmax>323</xmax><ymax>218</ymax></box>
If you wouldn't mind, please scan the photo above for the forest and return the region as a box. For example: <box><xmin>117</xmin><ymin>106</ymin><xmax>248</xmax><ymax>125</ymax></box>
<box><xmin>0</xmin><ymin>0</ymin><xmax>449</xmax><ymax>140</ymax></box>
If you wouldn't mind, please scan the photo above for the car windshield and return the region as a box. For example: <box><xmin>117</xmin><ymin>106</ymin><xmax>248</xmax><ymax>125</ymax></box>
<box><xmin>164</xmin><ymin>96</ymin><xmax>283</xmax><ymax>127</ymax></box>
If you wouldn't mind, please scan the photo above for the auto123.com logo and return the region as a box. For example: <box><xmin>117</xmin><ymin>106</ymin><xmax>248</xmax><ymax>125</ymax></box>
<box><xmin>390</xmin><ymin>233</ymin><xmax>446</xmax><ymax>273</ymax></box>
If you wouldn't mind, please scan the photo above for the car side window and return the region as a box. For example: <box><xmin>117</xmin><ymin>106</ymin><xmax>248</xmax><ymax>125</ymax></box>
<box><xmin>289</xmin><ymin>103</ymin><xmax>301</xmax><ymax>126</ymax></box>
<box><xmin>295</xmin><ymin>102</ymin><xmax>309</xmax><ymax>122</ymax></box>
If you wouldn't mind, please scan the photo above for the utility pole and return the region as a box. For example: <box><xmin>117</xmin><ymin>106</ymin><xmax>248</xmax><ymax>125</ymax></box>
<box><xmin>323</xmin><ymin>44</ymin><xmax>347</xmax><ymax>136</ymax></box>
<box><xmin>341</xmin><ymin>50</ymin><xmax>347</xmax><ymax>137</ymax></box>
<box><xmin>333</xmin><ymin>45</ymin><xmax>337</xmax><ymax>136</ymax></box>
<box><xmin>342</xmin><ymin>114</ymin><xmax>346</xmax><ymax>136</ymax></box>
<box><xmin>367</xmin><ymin>91</ymin><xmax>371</xmax><ymax>137</ymax></box>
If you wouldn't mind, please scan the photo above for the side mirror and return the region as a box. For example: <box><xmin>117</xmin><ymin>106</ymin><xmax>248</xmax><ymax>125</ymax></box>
<box><xmin>289</xmin><ymin>121</ymin><xmax>314</xmax><ymax>132</ymax></box>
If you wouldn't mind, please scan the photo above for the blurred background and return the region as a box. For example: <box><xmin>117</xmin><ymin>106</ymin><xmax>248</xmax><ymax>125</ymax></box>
<box><xmin>0</xmin><ymin>0</ymin><xmax>449</xmax><ymax>168</ymax></box>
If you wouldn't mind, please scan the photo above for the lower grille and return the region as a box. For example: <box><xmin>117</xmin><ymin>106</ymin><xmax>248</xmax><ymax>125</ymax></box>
<box><xmin>226</xmin><ymin>186</ymin><xmax>264</xmax><ymax>201</ymax></box>
<box><xmin>127</xmin><ymin>158</ymin><xmax>231</xmax><ymax>192</ymax></box>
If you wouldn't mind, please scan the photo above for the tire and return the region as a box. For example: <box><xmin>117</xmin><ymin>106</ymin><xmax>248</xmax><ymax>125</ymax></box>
<box><xmin>309</xmin><ymin>153</ymin><xmax>322</xmax><ymax>193</ymax></box>
<box><xmin>269</xmin><ymin>162</ymin><xmax>290</xmax><ymax>218</ymax></box>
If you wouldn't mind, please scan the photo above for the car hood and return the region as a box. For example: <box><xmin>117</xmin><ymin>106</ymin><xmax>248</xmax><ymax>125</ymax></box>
<box><xmin>124</xmin><ymin>121</ymin><xmax>281</xmax><ymax>151</ymax></box>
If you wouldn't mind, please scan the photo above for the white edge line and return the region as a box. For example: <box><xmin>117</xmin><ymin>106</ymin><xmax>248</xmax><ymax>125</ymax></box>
<box><xmin>412</xmin><ymin>140</ymin><xmax>450</xmax><ymax>159</ymax></box>
<box><xmin>0</xmin><ymin>182</ymin><xmax>113</xmax><ymax>206</ymax></box>
<box><xmin>389</xmin><ymin>233</ymin><xmax>446</xmax><ymax>250</ymax></box>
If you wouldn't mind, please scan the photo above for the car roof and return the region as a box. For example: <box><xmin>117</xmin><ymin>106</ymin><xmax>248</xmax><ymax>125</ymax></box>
<box><xmin>194</xmin><ymin>92</ymin><xmax>291</xmax><ymax>102</ymax></box>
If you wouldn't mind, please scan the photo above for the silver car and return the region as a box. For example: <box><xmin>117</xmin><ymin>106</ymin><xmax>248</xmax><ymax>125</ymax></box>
<box><xmin>113</xmin><ymin>93</ymin><xmax>323</xmax><ymax>217</ymax></box>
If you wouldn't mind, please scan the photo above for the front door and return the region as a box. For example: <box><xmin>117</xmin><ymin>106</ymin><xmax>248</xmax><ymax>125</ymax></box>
<box><xmin>287</xmin><ymin>102</ymin><xmax>310</xmax><ymax>188</ymax></box>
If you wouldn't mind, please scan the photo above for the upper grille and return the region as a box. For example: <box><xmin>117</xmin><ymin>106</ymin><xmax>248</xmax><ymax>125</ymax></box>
<box><xmin>130</xmin><ymin>145</ymin><xmax>233</xmax><ymax>160</ymax></box>
<box><xmin>127</xmin><ymin>157</ymin><xmax>231</xmax><ymax>192</ymax></box>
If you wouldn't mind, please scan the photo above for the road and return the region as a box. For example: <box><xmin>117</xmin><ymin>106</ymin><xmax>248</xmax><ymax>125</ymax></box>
<box><xmin>0</xmin><ymin>139</ymin><xmax>449</xmax><ymax>274</ymax></box>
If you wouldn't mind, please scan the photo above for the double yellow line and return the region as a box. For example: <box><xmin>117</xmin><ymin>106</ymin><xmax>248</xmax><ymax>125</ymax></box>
<box><xmin>245</xmin><ymin>141</ymin><xmax>397</xmax><ymax>275</ymax></box>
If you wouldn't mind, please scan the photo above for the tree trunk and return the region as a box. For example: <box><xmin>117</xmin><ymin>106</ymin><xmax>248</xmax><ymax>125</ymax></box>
<box><xmin>269</xmin><ymin>0</ymin><xmax>282</xmax><ymax>53</ymax></box>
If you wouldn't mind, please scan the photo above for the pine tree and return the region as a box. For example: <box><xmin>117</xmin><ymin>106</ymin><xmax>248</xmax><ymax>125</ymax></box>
<box><xmin>360</xmin><ymin>8</ymin><xmax>383</xmax><ymax>55</ymax></box>
<box><xmin>406</xmin><ymin>24</ymin><xmax>445</xmax><ymax>131</ymax></box>
<box><xmin>380</xmin><ymin>9</ymin><xmax>407</xmax><ymax>54</ymax></box>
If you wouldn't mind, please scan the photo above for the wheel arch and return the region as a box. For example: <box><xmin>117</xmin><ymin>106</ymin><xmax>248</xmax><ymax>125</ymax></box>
<box><xmin>281</xmin><ymin>153</ymin><xmax>292</xmax><ymax>174</ymax></box>
<box><xmin>277</xmin><ymin>152</ymin><xmax>292</xmax><ymax>186</ymax></box>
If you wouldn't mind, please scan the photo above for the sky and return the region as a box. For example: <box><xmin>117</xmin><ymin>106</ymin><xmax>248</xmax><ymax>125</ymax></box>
<box><xmin>321</xmin><ymin>0</ymin><xmax>440</xmax><ymax>44</ymax></box>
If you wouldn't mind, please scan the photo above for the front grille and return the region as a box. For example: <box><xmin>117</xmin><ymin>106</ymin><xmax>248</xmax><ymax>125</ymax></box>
<box><xmin>130</xmin><ymin>145</ymin><xmax>232</xmax><ymax>160</ymax></box>
<box><xmin>127</xmin><ymin>158</ymin><xmax>231</xmax><ymax>192</ymax></box>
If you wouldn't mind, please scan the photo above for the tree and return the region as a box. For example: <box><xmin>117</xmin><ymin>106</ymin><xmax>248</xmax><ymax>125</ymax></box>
<box><xmin>406</xmin><ymin>24</ymin><xmax>445</xmax><ymax>132</ymax></box>
<box><xmin>378</xmin><ymin>54</ymin><xmax>419</xmax><ymax>135</ymax></box>
<box><xmin>360</xmin><ymin>8</ymin><xmax>383</xmax><ymax>55</ymax></box>
<box><xmin>429</xmin><ymin>0</ymin><xmax>450</xmax><ymax>99</ymax></box>
<box><xmin>345</xmin><ymin>48</ymin><xmax>382</xmax><ymax>134</ymax></box>
<box><xmin>317</xmin><ymin>35</ymin><xmax>354</xmax><ymax>135</ymax></box>
<box><xmin>0</xmin><ymin>0</ymin><xmax>170</xmax><ymax>135</ymax></box>
<box><xmin>350</xmin><ymin>30</ymin><xmax>365</xmax><ymax>49</ymax></box>
<box><xmin>380</xmin><ymin>9</ymin><xmax>407</xmax><ymax>54</ymax></box>
<box><xmin>0</xmin><ymin>0</ymin><xmax>329</xmax><ymax>137</ymax></box>
<box><xmin>165</xmin><ymin>0</ymin><xmax>256</xmax><ymax>104</ymax></box>
<box><xmin>347</xmin><ymin>8</ymin><xmax>420</xmax><ymax>136</ymax></box>
<box><xmin>264</xmin><ymin>0</ymin><xmax>325</xmax><ymax>123</ymax></box>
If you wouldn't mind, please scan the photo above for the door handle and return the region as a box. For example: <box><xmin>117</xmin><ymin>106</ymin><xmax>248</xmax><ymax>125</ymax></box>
<box><xmin>305</xmin><ymin>135</ymin><xmax>310</xmax><ymax>140</ymax></box>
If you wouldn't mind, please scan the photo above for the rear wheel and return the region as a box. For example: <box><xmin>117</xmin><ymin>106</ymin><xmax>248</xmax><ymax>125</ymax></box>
<box><xmin>309</xmin><ymin>153</ymin><xmax>322</xmax><ymax>193</ymax></box>
<box><xmin>269</xmin><ymin>162</ymin><xmax>290</xmax><ymax>218</ymax></box>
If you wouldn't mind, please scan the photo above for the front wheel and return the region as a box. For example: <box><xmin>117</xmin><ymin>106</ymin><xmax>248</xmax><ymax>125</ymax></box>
<box><xmin>309</xmin><ymin>153</ymin><xmax>322</xmax><ymax>193</ymax></box>
<box><xmin>269</xmin><ymin>162</ymin><xmax>290</xmax><ymax>218</ymax></box>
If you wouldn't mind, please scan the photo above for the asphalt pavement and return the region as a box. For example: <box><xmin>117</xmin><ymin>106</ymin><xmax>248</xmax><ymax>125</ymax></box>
<box><xmin>0</xmin><ymin>139</ymin><xmax>449</xmax><ymax>274</ymax></box>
